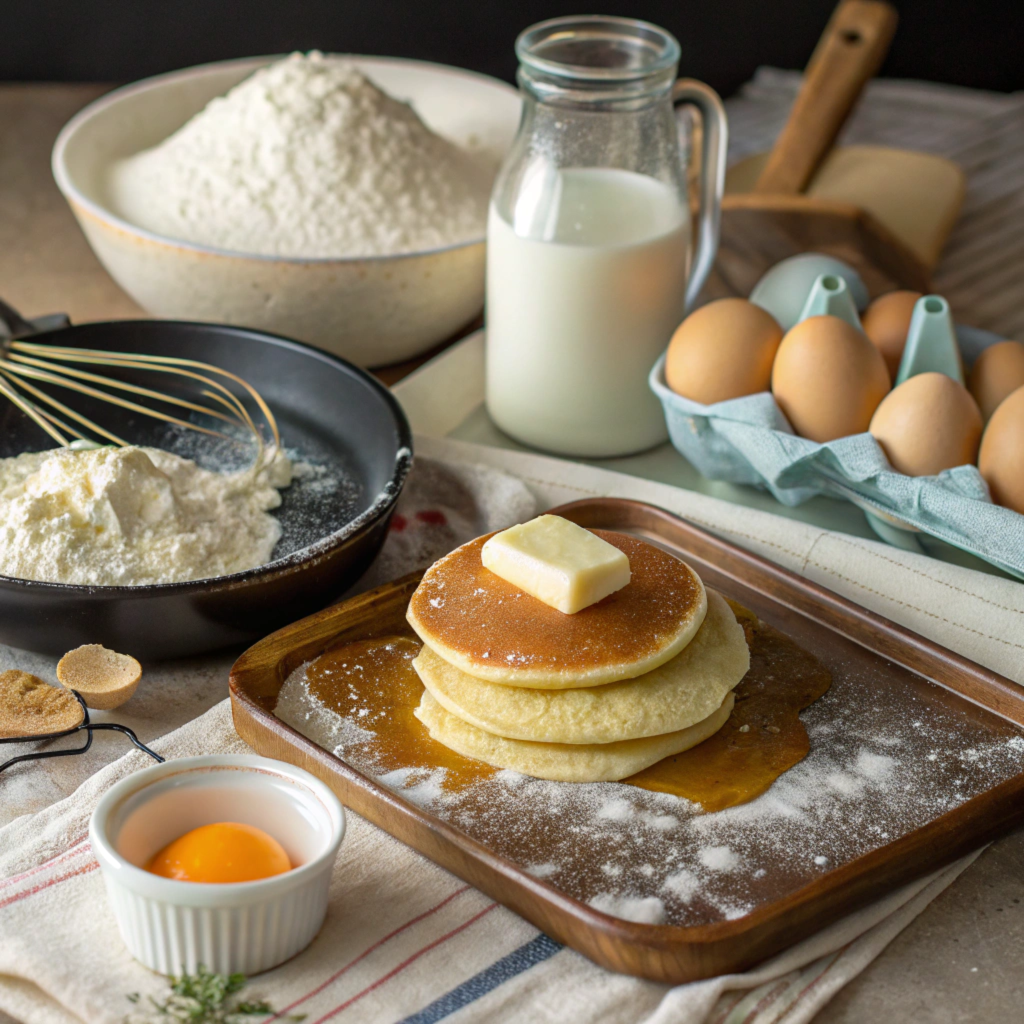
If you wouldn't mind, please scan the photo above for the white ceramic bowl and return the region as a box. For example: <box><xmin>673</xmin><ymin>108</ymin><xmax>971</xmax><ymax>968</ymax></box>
<box><xmin>52</xmin><ymin>56</ymin><xmax>521</xmax><ymax>367</ymax></box>
<box><xmin>89</xmin><ymin>754</ymin><xmax>345</xmax><ymax>976</ymax></box>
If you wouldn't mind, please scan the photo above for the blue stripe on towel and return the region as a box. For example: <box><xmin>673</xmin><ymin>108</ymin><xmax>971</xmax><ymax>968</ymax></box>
<box><xmin>398</xmin><ymin>933</ymin><xmax>562</xmax><ymax>1024</ymax></box>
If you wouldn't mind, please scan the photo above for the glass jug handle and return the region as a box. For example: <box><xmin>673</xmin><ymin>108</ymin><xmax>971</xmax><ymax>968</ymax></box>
<box><xmin>672</xmin><ymin>79</ymin><xmax>728</xmax><ymax>311</ymax></box>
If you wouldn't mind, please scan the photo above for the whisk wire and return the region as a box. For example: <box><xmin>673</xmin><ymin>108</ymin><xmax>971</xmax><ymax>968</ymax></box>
<box><xmin>0</xmin><ymin>388</ymin><xmax>89</xmax><ymax>442</ymax></box>
<box><xmin>54</xmin><ymin>356</ymin><xmax>268</xmax><ymax>443</ymax></box>
<box><xmin>2</xmin><ymin>338</ymin><xmax>279</xmax><ymax>457</ymax></box>
<box><xmin>4</xmin><ymin>352</ymin><xmax>243</xmax><ymax>427</ymax></box>
<box><xmin>15</xmin><ymin>353</ymin><xmax>264</xmax><ymax>445</ymax></box>
<box><xmin>1</xmin><ymin>361</ymin><xmax>226</xmax><ymax>443</ymax></box>
<box><xmin>9</xmin><ymin>342</ymin><xmax>281</xmax><ymax>448</ymax></box>
<box><xmin>1</xmin><ymin>367</ymin><xmax>131</xmax><ymax>446</ymax></box>
<box><xmin>0</xmin><ymin>374</ymin><xmax>71</xmax><ymax>447</ymax></box>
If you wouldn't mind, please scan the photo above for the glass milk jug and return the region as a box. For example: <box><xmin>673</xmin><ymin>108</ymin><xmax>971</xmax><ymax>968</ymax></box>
<box><xmin>486</xmin><ymin>16</ymin><xmax>727</xmax><ymax>458</ymax></box>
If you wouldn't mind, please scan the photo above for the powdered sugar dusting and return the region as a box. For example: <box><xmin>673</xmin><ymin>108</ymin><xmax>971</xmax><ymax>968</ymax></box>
<box><xmin>699</xmin><ymin>846</ymin><xmax>740</xmax><ymax>873</ymax></box>
<box><xmin>275</xmin><ymin>647</ymin><xmax>1024</xmax><ymax>927</ymax></box>
<box><xmin>589</xmin><ymin>893</ymin><xmax>666</xmax><ymax>925</ymax></box>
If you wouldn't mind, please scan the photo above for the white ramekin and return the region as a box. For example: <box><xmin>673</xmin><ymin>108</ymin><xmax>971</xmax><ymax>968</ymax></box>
<box><xmin>89</xmin><ymin>754</ymin><xmax>345</xmax><ymax>976</ymax></box>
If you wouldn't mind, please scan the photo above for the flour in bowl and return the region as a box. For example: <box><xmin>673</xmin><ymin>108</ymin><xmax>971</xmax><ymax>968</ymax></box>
<box><xmin>0</xmin><ymin>445</ymin><xmax>292</xmax><ymax>585</ymax></box>
<box><xmin>106</xmin><ymin>51</ymin><xmax>493</xmax><ymax>258</ymax></box>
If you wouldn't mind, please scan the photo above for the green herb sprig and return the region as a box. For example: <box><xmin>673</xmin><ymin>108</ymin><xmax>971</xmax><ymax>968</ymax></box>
<box><xmin>126</xmin><ymin>966</ymin><xmax>305</xmax><ymax>1024</ymax></box>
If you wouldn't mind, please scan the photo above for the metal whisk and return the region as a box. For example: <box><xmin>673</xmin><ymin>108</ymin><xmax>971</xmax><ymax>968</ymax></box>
<box><xmin>0</xmin><ymin>298</ymin><xmax>279</xmax><ymax>455</ymax></box>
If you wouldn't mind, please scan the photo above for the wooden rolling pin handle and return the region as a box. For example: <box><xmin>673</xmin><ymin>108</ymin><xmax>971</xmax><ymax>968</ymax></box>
<box><xmin>752</xmin><ymin>0</ymin><xmax>898</xmax><ymax>196</ymax></box>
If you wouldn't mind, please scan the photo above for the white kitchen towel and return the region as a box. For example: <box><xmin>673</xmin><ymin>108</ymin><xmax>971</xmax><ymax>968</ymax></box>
<box><xmin>0</xmin><ymin>699</ymin><xmax>979</xmax><ymax>1024</ymax></box>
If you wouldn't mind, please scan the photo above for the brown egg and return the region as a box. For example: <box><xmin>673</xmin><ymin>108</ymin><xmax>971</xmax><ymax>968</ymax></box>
<box><xmin>979</xmin><ymin>384</ymin><xmax>1024</xmax><ymax>514</ymax></box>
<box><xmin>665</xmin><ymin>298</ymin><xmax>783</xmax><ymax>404</ymax></box>
<box><xmin>771</xmin><ymin>316</ymin><xmax>891</xmax><ymax>442</ymax></box>
<box><xmin>861</xmin><ymin>290</ymin><xmax>922</xmax><ymax>378</ymax></box>
<box><xmin>968</xmin><ymin>340</ymin><xmax>1024</xmax><ymax>422</ymax></box>
<box><xmin>869</xmin><ymin>373</ymin><xmax>982</xmax><ymax>476</ymax></box>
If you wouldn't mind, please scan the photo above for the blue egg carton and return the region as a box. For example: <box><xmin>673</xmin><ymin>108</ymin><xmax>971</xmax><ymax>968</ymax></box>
<box><xmin>649</xmin><ymin>257</ymin><xmax>1024</xmax><ymax>580</ymax></box>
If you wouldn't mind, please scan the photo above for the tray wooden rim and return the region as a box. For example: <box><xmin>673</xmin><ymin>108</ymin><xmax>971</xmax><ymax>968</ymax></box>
<box><xmin>229</xmin><ymin>497</ymin><xmax>1024</xmax><ymax>981</ymax></box>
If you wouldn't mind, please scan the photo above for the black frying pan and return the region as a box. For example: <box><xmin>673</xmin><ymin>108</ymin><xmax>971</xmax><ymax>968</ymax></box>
<box><xmin>0</xmin><ymin>312</ymin><xmax>412</xmax><ymax>659</ymax></box>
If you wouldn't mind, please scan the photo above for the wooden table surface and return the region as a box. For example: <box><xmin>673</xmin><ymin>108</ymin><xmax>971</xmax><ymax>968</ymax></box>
<box><xmin>2</xmin><ymin>82</ymin><xmax>1023</xmax><ymax>1024</ymax></box>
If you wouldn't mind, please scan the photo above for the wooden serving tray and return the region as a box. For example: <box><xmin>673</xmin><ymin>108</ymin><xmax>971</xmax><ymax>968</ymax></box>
<box><xmin>229</xmin><ymin>498</ymin><xmax>1024</xmax><ymax>983</ymax></box>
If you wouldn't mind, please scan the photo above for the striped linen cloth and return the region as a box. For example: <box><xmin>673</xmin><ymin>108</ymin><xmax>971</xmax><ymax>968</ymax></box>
<box><xmin>0</xmin><ymin>699</ymin><xmax>978</xmax><ymax>1024</ymax></box>
<box><xmin>0</xmin><ymin>437</ymin><xmax>995</xmax><ymax>1024</ymax></box>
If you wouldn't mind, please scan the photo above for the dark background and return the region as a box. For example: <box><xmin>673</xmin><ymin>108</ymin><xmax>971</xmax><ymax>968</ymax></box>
<box><xmin>0</xmin><ymin>0</ymin><xmax>1020</xmax><ymax>97</ymax></box>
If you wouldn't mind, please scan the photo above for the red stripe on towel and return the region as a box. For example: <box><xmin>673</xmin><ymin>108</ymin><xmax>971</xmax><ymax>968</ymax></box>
<box><xmin>0</xmin><ymin>860</ymin><xmax>98</xmax><ymax>910</ymax></box>
<box><xmin>776</xmin><ymin>947</ymin><xmax>849</xmax><ymax>1023</ymax></box>
<box><xmin>311</xmin><ymin>903</ymin><xmax>499</xmax><ymax>1023</ymax></box>
<box><xmin>0</xmin><ymin>837</ymin><xmax>90</xmax><ymax>891</ymax></box>
<box><xmin>739</xmin><ymin>977</ymin><xmax>794</xmax><ymax>1024</ymax></box>
<box><xmin>270</xmin><ymin>885</ymin><xmax>475</xmax><ymax>1019</ymax></box>
<box><xmin>709</xmin><ymin>991</ymin><xmax>748</xmax><ymax>1024</ymax></box>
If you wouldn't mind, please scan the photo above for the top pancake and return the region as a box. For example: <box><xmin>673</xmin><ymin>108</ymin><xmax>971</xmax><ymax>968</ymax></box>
<box><xmin>407</xmin><ymin>530</ymin><xmax>708</xmax><ymax>688</ymax></box>
<box><xmin>413</xmin><ymin>588</ymin><xmax>748</xmax><ymax>743</ymax></box>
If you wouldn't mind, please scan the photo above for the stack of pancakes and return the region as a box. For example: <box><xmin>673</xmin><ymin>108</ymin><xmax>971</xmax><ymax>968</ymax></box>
<box><xmin>406</xmin><ymin>530</ymin><xmax>750</xmax><ymax>783</ymax></box>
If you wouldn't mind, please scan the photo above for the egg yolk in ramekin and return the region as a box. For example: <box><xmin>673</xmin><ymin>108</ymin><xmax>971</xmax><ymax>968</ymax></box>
<box><xmin>145</xmin><ymin>822</ymin><xmax>292</xmax><ymax>883</ymax></box>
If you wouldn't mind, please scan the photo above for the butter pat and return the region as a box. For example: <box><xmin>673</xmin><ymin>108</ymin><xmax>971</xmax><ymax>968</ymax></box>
<box><xmin>481</xmin><ymin>515</ymin><xmax>631</xmax><ymax>614</ymax></box>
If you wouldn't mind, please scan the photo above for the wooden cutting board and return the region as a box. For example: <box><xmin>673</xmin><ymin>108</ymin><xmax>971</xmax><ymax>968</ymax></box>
<box><xmin>710</xmin><ymin>0</ymin><xmax>965</xmax><ymax>302</ymax></box>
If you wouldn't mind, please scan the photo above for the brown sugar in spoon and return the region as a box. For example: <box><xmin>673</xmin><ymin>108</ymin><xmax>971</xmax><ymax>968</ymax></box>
<box><xmin>0</xmin><ymin>670</ymin><xmax>85</xmax><ymax>739</ymax></box>
<box><xmin>57</xmin><ymin>645</ymin><xmax>142</xmax><ymax>710</ymax></box>
<box><xmin>1</xmin><ymin>655</ymin><xmax>160</xmax><ymax>773</ymax></box>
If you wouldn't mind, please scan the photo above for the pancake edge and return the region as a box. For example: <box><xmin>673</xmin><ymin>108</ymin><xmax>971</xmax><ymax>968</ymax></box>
<box><xmin>413</xmin><ymin>589</ymin><xmax>748</xmax><ymax>743</ymax></box>
<box><xmin>414</xmin><ymin>690</ymin><xmax>735</xmax><ymax>783</ymax></box>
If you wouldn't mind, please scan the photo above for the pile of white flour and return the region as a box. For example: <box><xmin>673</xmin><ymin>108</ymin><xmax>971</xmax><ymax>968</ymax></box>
<box><xmin>0</xmin><ymin>445</ymin><xmax>292</xmax><ymax>585</ymax></box>
<box><xmin>107</xmin><ymin>51</ymin><xmax>493</xmax><ymax>257</ymax></box>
